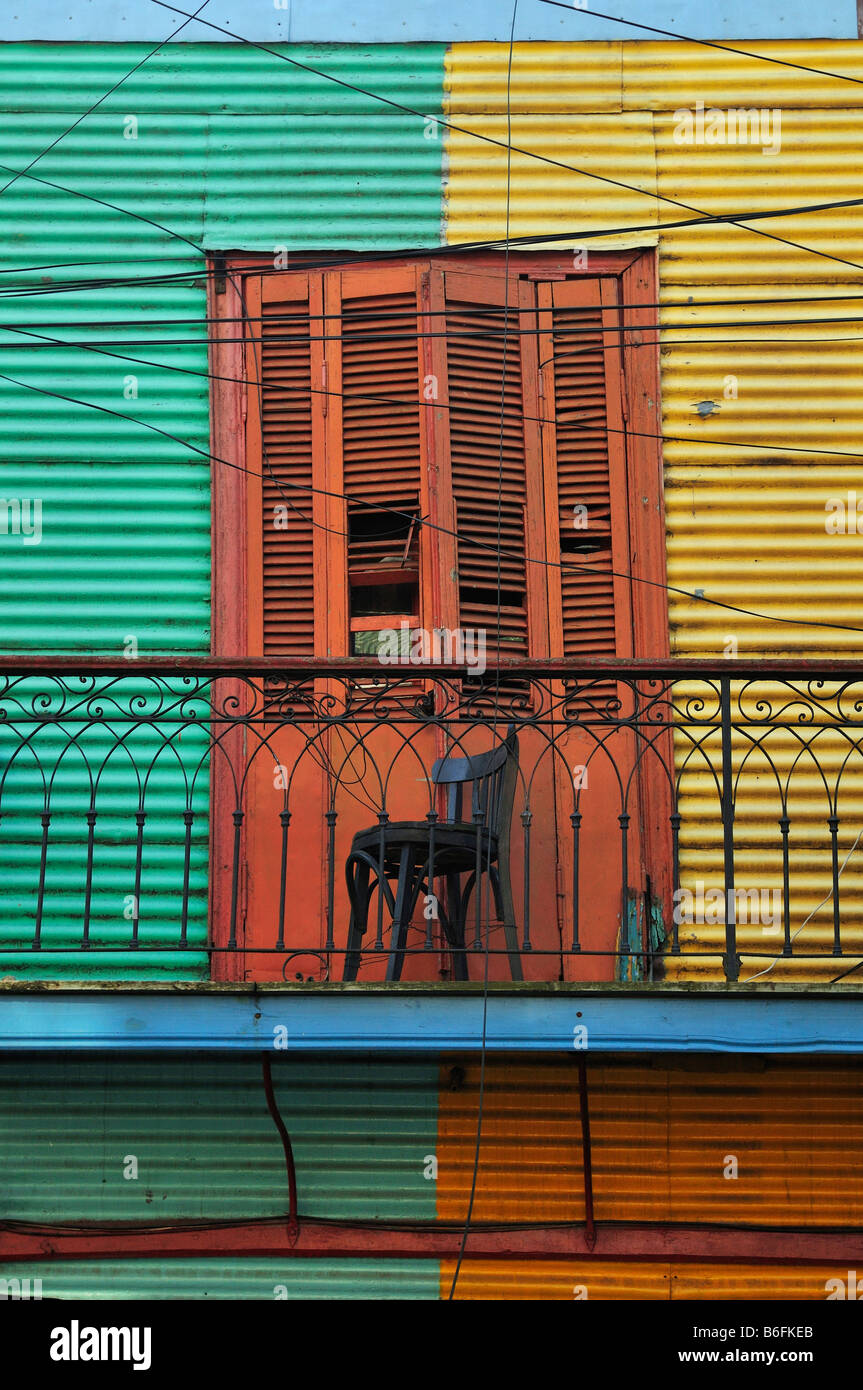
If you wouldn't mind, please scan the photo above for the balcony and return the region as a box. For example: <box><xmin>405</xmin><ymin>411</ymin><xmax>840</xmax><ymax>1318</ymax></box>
<box><xmin>1</xmin><ymin>657</ymin><xmax>862</xmax><ymax>997</ymax></box>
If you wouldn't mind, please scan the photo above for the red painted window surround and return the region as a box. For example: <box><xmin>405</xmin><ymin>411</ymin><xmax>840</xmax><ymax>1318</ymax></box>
<box><xmin>207</xmin><ymin>249</ymin><xmax>669</xmax><ymax>983</ymax></box>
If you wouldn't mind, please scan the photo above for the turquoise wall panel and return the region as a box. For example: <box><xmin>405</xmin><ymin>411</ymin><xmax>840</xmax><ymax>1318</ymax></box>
<box><xmin>0</xmin><ymin>1055</ymin><xmax>440</xmax><ymax>1220</ymax></box>
<box><xmin>0</xmin><ymin>1259</ymin><xmax>439</xmax><ymax>1299</ymax></box>
<box><xmin>0</xmin><ymin>43</ymin><xmax>445</xmax><ymax>979</ymax></box>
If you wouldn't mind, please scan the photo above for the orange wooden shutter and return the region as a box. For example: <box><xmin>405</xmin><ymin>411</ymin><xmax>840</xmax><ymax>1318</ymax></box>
<box><xmin>254</xmin><ymin>271</ymin><xmax>324</xmax><ymax>656</ymax></box>
<box><xmin>324</xmin><ymin>265</ymin><xmax>431</xmax><ymax>655</ymax></box>
<box><xmin>538</xmin><ymin>277</ymin><xmax>634</xmax><ymax>665</ymax></box>
<box><xmin>441</xmin><ymin>269</ymin><xmax>547</xmax><ymax>663</ymax></box>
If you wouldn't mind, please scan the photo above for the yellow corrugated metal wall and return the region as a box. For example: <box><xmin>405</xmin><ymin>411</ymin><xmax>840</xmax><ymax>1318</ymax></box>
<box><xmin>444</xmin><ymin>42</ymin><xmax>863</xmax><ymax>981</ymax></box>
<box><xmin>438</xmin><ymin>1057</ymin><xmax>863</xmax><ymax>1298</ymax></box>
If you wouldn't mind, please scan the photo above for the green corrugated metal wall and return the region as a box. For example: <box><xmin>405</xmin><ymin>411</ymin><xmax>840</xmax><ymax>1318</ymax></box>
<box><xmin>0</xmin><ymin>1055</ymin><xmax>442</xmax><ymax>1297</ymax></box>
<box><xmin>0</xmin><ymin>1259</ymin><xmax>440</xmax><ymax>1300</ymax></box>
<box><xmin>0</xmin><ymin>43</ymin><xmax>445</xmax><ymax>978</ymax></box>
<box><xmin>0</xmin><ymin>1055</ymin><xmax>439</xmax><ymax>1221</ymax></box>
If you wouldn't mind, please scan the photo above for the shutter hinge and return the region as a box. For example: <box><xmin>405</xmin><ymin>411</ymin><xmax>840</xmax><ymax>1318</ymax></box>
<box><xmin>322</xmin><ymin>360</ymin><xmax>328</xmax><ymax>416</ymax></box>
<box><xmin>212</xmin><ymin>253</ymin><xmax>227</xmax><ymax>296</ymax></box>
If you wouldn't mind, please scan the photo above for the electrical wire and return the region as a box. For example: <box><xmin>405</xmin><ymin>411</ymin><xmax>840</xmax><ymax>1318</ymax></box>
<box><xmin>0</xmin><ymin>180</ymin><xmax>860</xmax><ymax>303</ymax></box>
<box><xmin>4</xmin><ymin>363</ymin><xmax>863</xmax><ymax>638</ymax></box>
<box><xmin>743</xmin><ymin>823</ymin><xmax>863</xmax><ymax>983</ymax></box>
<box><xmin>448</xmin><ymin>0</ymin><xmax>519</xmax><ymax>1302</ymax></box>
<box><xmin>9</xmin><ymin>309</ymin><xmax>863</xmax><ymax>345</ymax></box>
<box><xmin>0</xmin><ymin>178</ymin><xmax>859</xmax><ymax>300</ymax></box>
<box><xmin>0</xmin><ymin>0</ymin><xmax>857</xmax><ymax>329</ymax></box>
<box><xmin>0</xmin><ymin>1</ymin><xmax>211</xmax><ymax>201</ymax></box>
<box><xmin>13</xmin><ymin>286</ymin><xmax>863</xmax><ymax>326</ymax></box>
<box><xmin>151</xmin><ymin>0</ymin><xmax>863</xmax><ymax>281</ymax></box>
<box><xmin>12</xmin><ymin>318</ymin><xmax>863</xmax><ymax>471</ymax></box>
<box><xmin>539</xmin><ymin>0</ymin><xmax>863</xmax><ymax>86</ymax></box>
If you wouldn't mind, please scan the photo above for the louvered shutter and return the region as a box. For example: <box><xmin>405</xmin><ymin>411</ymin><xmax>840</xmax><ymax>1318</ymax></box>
<box><xmin>441</xmin><ymin>269</ymin><xmax>546</xmax><ymax>666</ymax></box>
<box><xmin>337</xmin><ymin>268</ymin><xmax>424</xmax><ymax>584</ymax></box>
<box><xmin>538</xmin><ymin>277</ymin><xmax>633</xmax><ymax>670</ymax></box>
<box><xmin>325</xmin><ymin>266</ymin><xmax>429</xmax><ymax>659</ymax></box>
<box><xmin>256</xmin><ymin>273</ymin><xmax>320</xmax><ymax>656</ymax></box>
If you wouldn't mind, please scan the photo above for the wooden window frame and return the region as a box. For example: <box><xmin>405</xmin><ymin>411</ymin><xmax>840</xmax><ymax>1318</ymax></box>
<box><xmin>211</xmin><ymin>246</ymin><xmax>667</xmax><ymax>662</ymax></box>
<box><xmin>208</xmin><ymin>247</ymin><xmax>669</xmax><ymax>978</ymax></box>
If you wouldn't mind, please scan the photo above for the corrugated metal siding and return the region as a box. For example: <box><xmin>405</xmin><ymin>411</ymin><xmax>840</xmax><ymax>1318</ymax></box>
<box><xmin>0</xmin><ymin>43</ymin><xmax>447</xmax><ymax>115</ymax></box>
<box><xmin>444</xmin><ymin>41</ymin><xmax>863</xmax><ymax>983</ymax></box>
<box><xmin>0</xmin><ymin>43</ymin><xmax>445</xmax><ymax>978</ymax></box>
<box><xmin>0</xmin><ymin>1055</ymin><xmax>439</xmax><ymax>1221</ymax></box>
<box><xmin>444</xmin><ymin>1260</ymin><xmax>672</xmax><ymax>1299</ymax></box>
<box><xmin>0</xmin><ymin>46</ymin><xmax>445</xmax><ymax>270</ymax></box>
<box><xmin>436</xmin><ymin>1057</ymin><xmax>863</xmax><ymax>1225</ymax></box>
<box><xmin>621</xmin><ymin>40</ymin><xmax>863</xmax><ymax>110</ymax></box>
<box><xmin>444</xmin><ymin>1260</ymin><xmax>845</xmax><ymax>1299</ymax></box>
<box><xmin>655</xmin><ymin>110</ymin><xmax>863</xmax><ymax>286</ymax></box>
<box><xmin>1</xmin><ymin>1259</ymin><xmax>439</xmax><ymax>1300</ymax></box>
<box><xmin>443</xmin><ymin>110</ymin><xmax>658</xmax><ymax>249</ymax></box>
<box><xmin>444</xmin><ymin>39</ymin><xmax>863</xmax><ymax>114</ymax></box>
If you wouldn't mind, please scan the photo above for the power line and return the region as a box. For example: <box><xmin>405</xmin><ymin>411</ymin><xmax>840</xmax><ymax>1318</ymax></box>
<box><xmin>14</xmin><ymin>285</ymin><xmax>863</xmax><ymax>328</ymax></box>
<box><xmin>0</xmin><ymin>1</ymin><xmax>211</xmax><ymax>201</ymax></box>
<box><xmin>151</xmin><ymin>0</ymin><xmax>863</xmax><ymax>280</ymax></box>
<box><xmin>6</xmin><ymin>320</ymin><xmax>863</xmax><ymax>468</ymax></box>
<box><xmin>0</xmin><ymin>160</ymin><xmax>202</xmax><ymax>258</ymax></box>
<box><xmin>4</xmin><ymin>365</ymin><xmax>863</xmax><ymax>640</ymax></box>
<box><xmin>539</xmin><ymin>0</ymin><xmax>863</xmax><ymax>86</ymax></box>
<box><xmin>0</xmin><ymin>0</ymin><xmax>856</xmax><ymax>327</ymax></box>
<box><xmin>447</xmin><ymin>0</ymin><xmax>520</xmax><ymax>1307</ymax></box>
<box><xmin>0</xmin><ymin>183</ymin><xmax>862</xmax><ymax>299</ymax></box>
<box><xmin>6</xmin><ymin>310</ymin><xmax>863</xmax><ymax>344</ymax></box>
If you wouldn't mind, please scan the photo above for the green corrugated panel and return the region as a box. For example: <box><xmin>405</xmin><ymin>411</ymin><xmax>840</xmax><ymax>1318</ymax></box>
<box><xmin>0</xmin><ymin>1056</ymin><xmax>440</xmax><ymax>1220</ymax></box>
<box><xmin>0</xmin><ymin>1259</ymin><xmax>439</xmax><ymax>1299</ymax></box>
<box><xmin>0</xmin><ymin>682</ymin><xmax>209</xmax><ymax>978</ymax></box>
<box><xmin>0</xmin><ymin>43</ymin><xmax>445</xmax><ymax>979</ymax></box>
<box><xmin>0</xmin><ymin>43</ymin><xmax>447</xmax><ymax>116</ymax></box>
<box><xmin>0</xmin><ymin>45</ymin><xmax>445</xmax><ymax>273</ymax></box>
<box><xmin>203</xmin><ymin>113</ymin><xmax>445</xmax><ymax>248</ymax></box>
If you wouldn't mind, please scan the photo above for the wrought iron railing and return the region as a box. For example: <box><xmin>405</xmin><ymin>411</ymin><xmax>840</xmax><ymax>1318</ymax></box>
<box><xmin>2</xmin><ymin>658</ymin><xmax>863</xmax><ymax>986</ymax></box>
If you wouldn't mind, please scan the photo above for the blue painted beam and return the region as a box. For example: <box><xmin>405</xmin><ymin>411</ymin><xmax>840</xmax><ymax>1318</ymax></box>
<box><xmin>0</xmin><ymin>0</ymin><xmax>857</xmax><ymax>41</ymax></box>
<box><xmin>0</xmin><ymin>988</ymin><xmax>862</xmax><ymax>1052</ymax></box>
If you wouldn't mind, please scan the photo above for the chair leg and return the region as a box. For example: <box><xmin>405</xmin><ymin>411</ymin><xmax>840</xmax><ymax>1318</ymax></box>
<box><xmin>444</xmin><ymin>871</ymin><xmax>469</xmax><ymax>981</ymax></box>
<box><xmin>343</xmin><ymin>855</ymin><xmax>371</xmax><ymax>981</ymax></box>
<box><xmin>490</xmin><ymin>865</ymin><xmax>523</xmax><ymax>982</ymax></box>
<box><xmin>386</xmin><ymin>844</ymin><xmax>415</xmax><ymax>983</ymax></box>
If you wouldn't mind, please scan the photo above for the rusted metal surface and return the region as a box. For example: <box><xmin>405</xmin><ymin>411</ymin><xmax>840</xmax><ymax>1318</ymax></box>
<box><xmin>2</xmin><ymin>1218</ymin><xmax>862</xmax><ymax>1262</ymax></box>
<box><xmin>437</xmin><ymin>1058</ymin><xmax>863</xmax><ymax>1227</ymax></box>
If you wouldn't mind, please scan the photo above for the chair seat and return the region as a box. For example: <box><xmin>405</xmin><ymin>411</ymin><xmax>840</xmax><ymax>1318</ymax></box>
<box><xmin>349</xmin><ymin>821</ymin><xmax>498</xmax><ymax>876</ymax></box>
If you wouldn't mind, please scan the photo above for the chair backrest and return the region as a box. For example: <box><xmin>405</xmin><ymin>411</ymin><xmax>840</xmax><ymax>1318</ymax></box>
<box><xmin>431</xmin><ymin>727</ymin><xmax>519</xmax><ymax>838</ymax></box>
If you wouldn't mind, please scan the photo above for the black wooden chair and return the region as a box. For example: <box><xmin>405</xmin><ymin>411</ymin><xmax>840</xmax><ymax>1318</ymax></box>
<box><xmin>342</xmin><ymin>728</ymin><xmax>522</xmax><ymax>982</ymax></box>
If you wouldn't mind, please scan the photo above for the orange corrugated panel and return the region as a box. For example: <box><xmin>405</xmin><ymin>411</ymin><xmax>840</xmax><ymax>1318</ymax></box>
<box><xmin>444</xmin><ymin>1260</ymin><xmax>846</xmax><ymax>1300</ymax></box>
<box><xmin>672</xmin><ymin>1265</ymin><xmax>849</xmax><ymax>1300</ymax></box>
<box><xmin>437</xmin><ymin>1057</ymin><xmax>863</xmax><ymax>1227</ymax></box>
<box><xmin>443</xmin><ymin>1260</ymin><xmax>671</xmax><ymax>1300</ymax></box>
<box><xmin>436</xmin><ymin>1058</ymin><xmax>585</xmax><ymax>1224</ymax></box>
